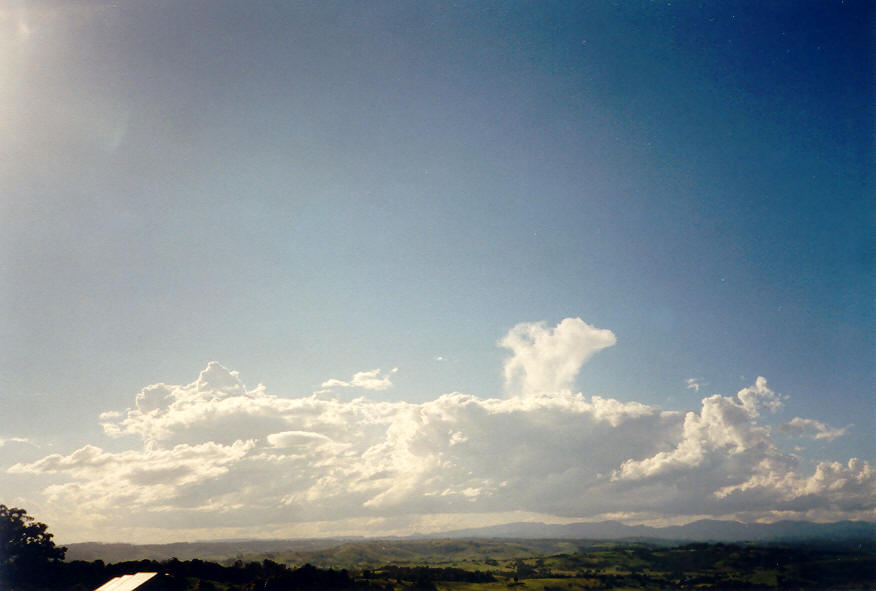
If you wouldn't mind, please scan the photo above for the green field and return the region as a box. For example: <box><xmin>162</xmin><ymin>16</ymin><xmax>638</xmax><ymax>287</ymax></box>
<box><xmin>29</xmin><ymin>538</ymin><xmax>876</xmax><ymax>590</ymax></box>
<box><xmin>349</xmin><ymin>542</ymin><xmax>876</xmax><ymax>590</ymax></box>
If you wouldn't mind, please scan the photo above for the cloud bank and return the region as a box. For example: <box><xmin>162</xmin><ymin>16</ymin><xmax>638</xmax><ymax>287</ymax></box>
<box><xmin>7</xmin><ymin>318</ymin><xmax>871</xmax><ymax>542</ymax></box>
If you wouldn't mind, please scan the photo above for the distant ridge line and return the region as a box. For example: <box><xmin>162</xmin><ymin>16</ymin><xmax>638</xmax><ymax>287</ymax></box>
<box><xmin>64</xmin><ymin>519</ymin><xmax>875</xmax><ymax>563</ymax></box>
<box><xmin>422</xmin><ymin>518</ymin><xmax>876</xmax><ymax>542</ymax></box>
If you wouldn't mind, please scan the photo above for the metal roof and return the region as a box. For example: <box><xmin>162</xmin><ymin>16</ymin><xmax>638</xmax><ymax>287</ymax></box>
<box><xmin>94</xmin><ymin>572</ymin><xmax>158</xmax><ymax>591</ymax></box>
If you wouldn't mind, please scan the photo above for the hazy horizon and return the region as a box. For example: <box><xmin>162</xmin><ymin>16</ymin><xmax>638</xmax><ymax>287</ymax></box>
<box><xmin>1</xmin><ymin>1</ymin><xmax>873</xmax><ymax>544</ymax></box>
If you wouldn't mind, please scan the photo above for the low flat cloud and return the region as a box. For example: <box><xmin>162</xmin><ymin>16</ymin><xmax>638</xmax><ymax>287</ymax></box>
<box><xmin>0</xmin><ymin>437</ymin><xmax>32</xmax><ymax>447</ymax></box>
<box><xmin>321</xmin><ymin>368</ymin><xmax>398</xmax><ymax>391</ymax></box>
<box><xmin>6</xmin><ymin>319</ymin><xmax>872</xmax><ymax>541</ymax></box>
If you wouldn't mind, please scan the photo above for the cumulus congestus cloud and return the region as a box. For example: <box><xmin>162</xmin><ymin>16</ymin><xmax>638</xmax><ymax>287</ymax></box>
<box><xmin>8</xmin><ymin>318</ymin><xmax>872</xmax><ymax>539</ymax></box>
<box><xmin>500</xmin><ymin>317</ymin><xmax>616</xmax><ymax>396</ymax></box>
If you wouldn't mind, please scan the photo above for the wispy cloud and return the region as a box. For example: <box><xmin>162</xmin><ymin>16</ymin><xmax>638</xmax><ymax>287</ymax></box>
<box><xmin>778</xmin><ymin>417</ymin><xmax>849</xmax><ymax>441</ymax></box>
<box><xmin>685</xmin><ymin>378</ymin><xmax>705</xmax><ymax>392</ymax></box>
<box><xmin>0</xmin><ymin>437</ymin><xmax>33</xmax><ymax>448</ymax></box>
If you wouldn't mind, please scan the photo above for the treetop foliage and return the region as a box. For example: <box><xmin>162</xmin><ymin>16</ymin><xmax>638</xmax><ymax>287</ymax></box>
<box><xmin>1</xmin><ymin>504</ymin><xmax>67</xmax><ymax>589</ymax></box>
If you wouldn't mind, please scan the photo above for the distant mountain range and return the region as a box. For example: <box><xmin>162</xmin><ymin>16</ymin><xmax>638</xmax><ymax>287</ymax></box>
<box><xmin>64</xmin><ymin>520</ymin><xmax>874</xmax><ymax>564</ymax></box>
<box><xmin>427</xmin><ymin>519</ymin><xmax>876</xmax><ymax>542</ymax></box>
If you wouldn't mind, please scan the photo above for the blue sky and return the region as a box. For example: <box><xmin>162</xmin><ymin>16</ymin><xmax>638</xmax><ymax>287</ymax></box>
<box><xmin>1</xmin><ymin>1</ymin><xmax>873</xmax><ymax>542</ymax></box>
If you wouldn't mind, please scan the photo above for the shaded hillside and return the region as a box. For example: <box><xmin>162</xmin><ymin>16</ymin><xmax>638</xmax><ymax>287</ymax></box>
<box><xmin>64</xmin><ymin>538</ymin><xmax>355</xmax><ymax>563</ymax></box>
<box><xmin>64</xmin><ymin>520</ymin><xmax>875</xmax><ymax>566</ymax></box>
<box><xmin>67</xmin><ymin>538</ymin><xmax>584</xmax><ymax>567</ymax></box>
<box><xmin>19</xmin><ymin>541</ymin><xmax>876</xmax><ymax>591</ymax></box>
<box><xmin>231</xmin><ymin>538</ymin><xmax>586</xmax><ymax>569</ymax></box>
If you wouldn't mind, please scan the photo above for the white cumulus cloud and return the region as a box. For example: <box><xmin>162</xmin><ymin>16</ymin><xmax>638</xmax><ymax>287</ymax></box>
<box><xmin>613</xmin><ymin>377</ymin><xmax>783</xmax><ymax>481</ymax></box>
<box><xmin>500</xmin><ymin>317</ymin><xmax>616</xmax><ymax>396</ymax></box>
<box><xmin>6</xmin><ymin>319</ymin><xmax>873</xmax><ymax>541</ymax></box>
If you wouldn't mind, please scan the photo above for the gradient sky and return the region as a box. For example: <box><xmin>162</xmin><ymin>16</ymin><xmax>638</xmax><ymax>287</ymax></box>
<box><xmin>1</xmin><ymin>1</ymin><xmax>873</xmax><ymax>543</ymax></box>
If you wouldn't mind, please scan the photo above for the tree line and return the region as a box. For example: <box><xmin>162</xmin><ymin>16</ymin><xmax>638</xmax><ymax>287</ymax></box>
<box><xmin>1</xmin><ymin>505</ymin><xmax>391</xmax><ymax>591</ymax></box>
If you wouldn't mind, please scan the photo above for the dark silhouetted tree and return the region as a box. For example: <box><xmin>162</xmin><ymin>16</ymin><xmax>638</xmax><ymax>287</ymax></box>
<box><xmin>0</xmin><ymin>505</ymin><xmax>66</xmax><ymax>590</ymax></box>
